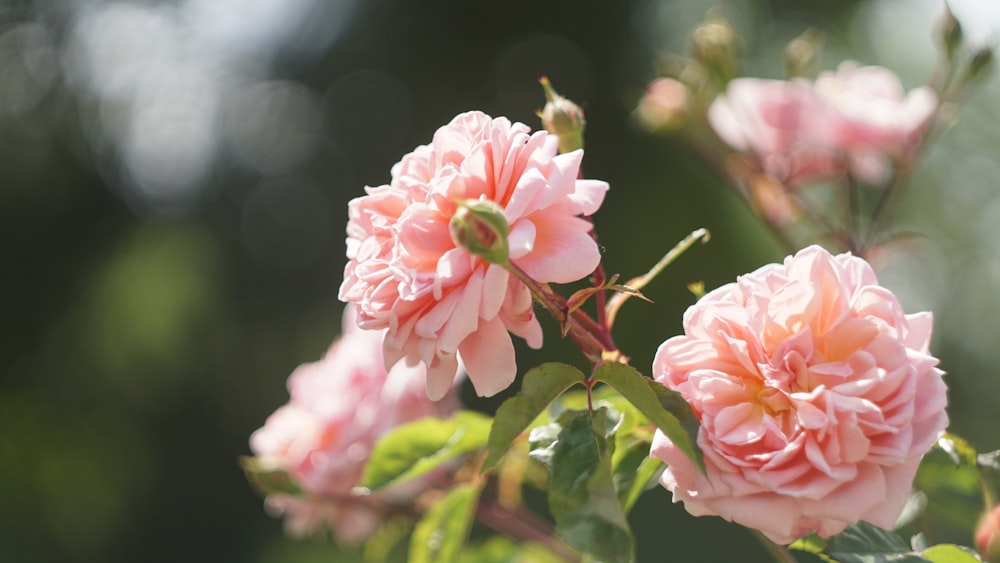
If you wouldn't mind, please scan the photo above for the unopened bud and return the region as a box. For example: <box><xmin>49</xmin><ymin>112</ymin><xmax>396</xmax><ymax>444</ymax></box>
<box><xmin>936</xmin><ymin>4</ymin><xmax>964</xmax><ymax>61</ymax></box>
<box><xmin>784</xmin><ymin>28</ymin><xmax>824</xmax><ymax>78</ymax></box>
<box><xmin>976</xmin><ymin>504</ymin><xmax>1000</xmax><ymax>562</ymax></box>
<box><xmin>690</xmin><ymin>12</ymin><xmax>741</xmax><ymax>84</ymax></box>
<box><xmin>449</xmin><ymin>199</ymin><xmax>509</xmax><ymax>265</ymax></box>
<box><xmin>538</xmin><ymin>76</ymin><xmax>586</xmax><ymax>153</ymax></box>
<box><xmin>636</xmin><ymin>77</ymin><xmax>690</xmax><ymax>131</ymax></box>
<box><xmin>968</xmin><ymin>46</ymin><xmax>994</xmax><ymax>81</ymax></box>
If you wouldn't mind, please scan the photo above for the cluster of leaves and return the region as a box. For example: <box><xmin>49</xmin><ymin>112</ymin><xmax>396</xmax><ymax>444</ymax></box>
<box><xmin>358</xmin><ymin>362</ymin><xmax>702</xmax><ymax>562</ymax></box>
<box><xmin>243</xmin><ymin>359</ymin><xmax>1000</xmax><ymax>562</ymax></box>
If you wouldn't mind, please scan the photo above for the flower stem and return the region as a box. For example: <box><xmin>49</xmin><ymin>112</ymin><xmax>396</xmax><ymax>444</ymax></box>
<box><xmin>605</xmin><ymin>228</ymin><xmax>710</xmax><ymax>328</ymax></box>
<box><xmin>750</xmin><ymin>530</ymin><xmax>798</xmax><ymax>563</ymax></box>
<box><xmin>476</xmin><ymin>498</ymin><xmax>581</xmax><ymax>562</ymax></box>
<box><xmin>506</xmin><ymin>261</ymin><xmax>618</xmax><ymax>365</ymax></box>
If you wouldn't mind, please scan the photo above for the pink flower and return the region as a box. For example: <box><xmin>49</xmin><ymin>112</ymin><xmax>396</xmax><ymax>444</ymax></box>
<box><xmin>339</xmin><ymin>111</ymin><xmax>608</xmax><ymax>400</ymax></box>
<box><xmin>814</xmin><ymin>62</ymin><xmax>937</xmax><ymax>184</ymax></box>
<box><xmin>977</xmin><ymin>505</ymin><xmax>1000</xmax><ymax>562</ymax></box>
<box><xmin>249</xmin><ymin>311</ymin><xmax>459</xmax><ymax>543</ymax></box>
<box><xmin>649</xmin><ymin>245</ymin><xmax>948</xmax><ymax>544</ymax></box>
<box><xmin>708</xmin><ymin>78</ymin><xmax>843</xmax><ymax>185</ymax></box>
<box><xmin>708</xmin><ymin>64</ymin><xmax>936</xmax><ymax>186</ymax></box>
<box><xmin>637</xmin><ymin>78</ymin><xmax>690</xmax><ymax>130</ymax></box>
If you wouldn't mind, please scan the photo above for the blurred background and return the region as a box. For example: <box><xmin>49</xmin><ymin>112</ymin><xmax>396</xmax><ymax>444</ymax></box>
<box><xmin>2</xmin><ymin>0</ymin><xmax>998</xmax><ymax>561</ymax></box>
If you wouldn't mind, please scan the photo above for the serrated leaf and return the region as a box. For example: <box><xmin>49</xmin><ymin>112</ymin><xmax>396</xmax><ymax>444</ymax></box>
<box><xmin>482</xmin><ymin>363</ymin><xmax>585</xmax><ymax>471</ymax></box>
<box><xmin>825</xmin><ymin>522</ymin><xmax>930</xmax><ymax>563</ymax></box>
<box><xmin>362</xmin><ymin>411</ymin><xmax>491</xmax><ymax>490</ymax></box>
<box><xmin>410</xmin><ymin>483</ymin><xmax>482</xmax><ymax>563</ymax></box>
<box><xmin>239</xmin><ymin>455</ymin><xmax>302</xmax><ymax>497</ymax></box>
<box><xmin>548</xmin><ymin>408</ymin><xmax>634</xmax><ymax>563</ymax></box>
<box><xmin>594</xmin><ymin>362</ymin><xmax>704</xmax><ymax>474</ymax></box>
<box><xmin>920</xmin><ymin>544</ymin><xmax>983</xmax><ymax>562</ymax></box>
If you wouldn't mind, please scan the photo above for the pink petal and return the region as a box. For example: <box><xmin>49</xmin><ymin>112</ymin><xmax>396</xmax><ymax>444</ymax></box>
<box><xmin>458</xmin><ymin>317</ymin><xmax>517</xmax><ymax>397</ymax></box>
<box><xmin>513</xmin><ymin>211</ymin><xmax>599</xmax><ymax>284</ymax></box>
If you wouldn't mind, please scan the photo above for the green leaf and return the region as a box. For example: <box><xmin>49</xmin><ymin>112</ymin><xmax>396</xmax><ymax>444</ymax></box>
<box><xmin>527</xmin><ymin>422</ymin><xmax>562</xmax><ymax>468</ymax></box>
<box><xmin>362</xmin><ymin>411</ymin><xmax>491</xmax><ymax>490</ymax></box>
<box><xmin>239</xmin><ymin>455</ymin><xmax>302</xmax><ymax>497</ymax></box>
<box><xmin>792</xmin><ymin>551</ymin><xmax>835</xmax><ymax>563</ymax></box>
<box><xmin>791</xmin><ymin>533</ymin><xmax>828</xmax><ymax>554</ymax></box>
<box><xmin>594</xmin><ymin>362</ymin><xmax>703</xmax><ymax>474</ymax></box>
<box><xmin>410</xmin><ymin>483</ymin><xmax>482</xmax><ymax>563</ymax></box>
<box><xmin>548</xmin><ymin>408</ymin><xmax>634</xmax><ymax>563</ymax></box>
<box><xmin>825</xmin><ymin>522</ymin><xmax>929</xmax><ymax>563</ymax></box>
<box><xmin>611</xmin><ymin>442</ymin><xmax>649</xmax><ymax>511</ymax></box>
<box><xmin>920</xmin><ymin>544</ymin><xmax>983</xmax><ymax>563</ymax></box>
<box><xmin>483</xmin><ymin>363</ymin><xmax>585</xmax><ymax>471</ymax></box>
<box><xmin>619</xmin><ymin>455</ymin><xmax>664</xmax><ymax>514</ymax></box>
<box><xmin>363</xmin><ymin>516</ymin><xmax>413</xmax><ymax>563</ymax></box>
<box><xmin>458</xmin><ymin>537</ymin><xmax>565</xmax><ymax>563</ymax></box>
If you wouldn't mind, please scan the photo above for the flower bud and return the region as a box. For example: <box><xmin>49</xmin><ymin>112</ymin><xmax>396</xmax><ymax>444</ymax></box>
<box><xmin>538</xmin><ymin>76</ymin><xmax>586</xmax><ymax>153</ymax></box>
<box><xmin>784</xmin><ymin>28</ymin><xmax>824</xmax><ymax>78</ymax></box>
<box><xmin>636</xmin><ymin>77</ymin><xmax>690</xmax><ymax>131</ymax></box>
<box><xmin>977</xmin><ymin>504</ymin><xmax>1000</xmax><ymax>562</ymax></box>
<box><xmin>690</xmin><ymin>12</ymin><xmax>741</xmax><ymax>85</ymax></box>
<box><xmin>936</xmin><ymin>4</ymin><xmax>963</xmax><ymax>61</ymax></box>
<box><xmin>449</xmin><ymin>199</ymin><xmax>510</xmax><ymax>265</ymax></box>
<box><xmin>968</xmin><ymin>46</ymin><xmax>994</xmax><ymax>81</ymax></box>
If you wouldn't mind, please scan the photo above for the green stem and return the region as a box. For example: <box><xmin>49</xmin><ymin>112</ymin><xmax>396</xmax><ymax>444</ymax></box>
<box><xmin>751</xmin><ymin>529</ymin><xmax>798</xmax><ymax>563</ymax></box>
<box><xmin>605</xmin><ymin>228</ymin><xmax>710</xmax><ymax>328</ymax></box>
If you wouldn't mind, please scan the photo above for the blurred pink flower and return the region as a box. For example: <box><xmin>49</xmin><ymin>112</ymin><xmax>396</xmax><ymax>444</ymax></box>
<box><xmin>708</xmin><ymin>64</ymin><xmax>936</xmax><ymax>186</ymax></box>
<box><xmin>977</xmin><ymin>504</ymin><xmax>1000</xmax><ymax>562</ymax></box>
<box><xmin>249</xmin><ymin>311</ymin><xmax>459</xmax><ymax>543</ymax></box>
<box><xmin>815</xmin><ymin>62</ymin><xmax>937</xmax><ymax>185</ymax></box>
<box><xmin>339</xmin><ymin>110</ymin><xmax>608</xmax><ymax>399</ymax></box>
<box><xmin>708</xmin><ymin>78</ymin><xmax>843</xmax><ymax>185</ymax></box>
<box><xmin>650</xmin><ymin>245</ymin><xmax>948</xmax><ymax>544</ymax></box>
<box><xmin>637</xmin><ymin>77</ymin><xmax>690</xmax><ymax>130</ymax></box>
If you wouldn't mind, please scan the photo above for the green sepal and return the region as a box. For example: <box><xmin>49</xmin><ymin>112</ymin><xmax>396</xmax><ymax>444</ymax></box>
<box><xmin>239</xmin><ymin>455</ymin><xmax>302</xmax><ymax>497</ymax></box>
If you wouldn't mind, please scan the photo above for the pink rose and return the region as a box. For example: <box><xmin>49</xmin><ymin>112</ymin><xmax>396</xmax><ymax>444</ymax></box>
<box><xmin>637</xmin><ymin>77</ymin><xmax>690</xmax><ymax>130</ymax></box>
<box><xmin>339</xmin><ymin>111</ymin><xmax>608</xmax><ymax>399</ymax></box>
<box><xmin>708</xmin><ymin>65</ymin><xmax>936</xmax><ymax>187</ymax></box>
<box><xmin>977</xmin><ymin>505</ymin><xmax>1000</xmax><ymax>562</ymax></box>
<box><xmin>249</xmin><ymin>311</ymin><xmax>459</xmax><ymax>543</ymax></box>
<box><xmin>815</xmin><ymin>62</ymin><xmax>937</xmax><ymax>184</ymax></box>
<box><xmin>649</xmin><ymin>245</ymin><xmax>948</xmax><ymax>544</ymax></box>
<box><xmin>708</xmin><ymin>78</ymin><xmax>843</xmax><ymax>186</ymax></box>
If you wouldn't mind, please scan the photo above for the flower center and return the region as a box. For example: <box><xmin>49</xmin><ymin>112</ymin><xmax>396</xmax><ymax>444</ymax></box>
<box><xmin>757</xmin><ymin>386</ymin><xmax>792</xmax><ymax>416</ymax></box>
